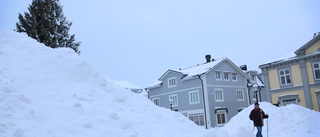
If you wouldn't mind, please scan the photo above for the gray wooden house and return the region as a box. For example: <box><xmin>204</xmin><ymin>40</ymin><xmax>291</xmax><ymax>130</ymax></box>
<box><xmin>146</xmin><ymin>55</ymin><xmax>250</xmax><ymax>128</ymax></box>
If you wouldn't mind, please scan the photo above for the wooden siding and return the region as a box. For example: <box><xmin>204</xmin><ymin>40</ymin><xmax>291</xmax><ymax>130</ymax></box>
<box><xmin>306</xmin><ymin>62</ymin><xmax>315</xmax><ymax>84</ymax></box>
<box><xmin>268</xmin><ymin>69</ymin><xmax>280</xmax><ymax>90</ymax></box>
<box><xmin>291</xmin><ymin>64</ymin><xmax>303</xmax><ymax>86</ymax></box>
<box><xmin>305</xmin><ymin>40</ymin><xmax>320</xmax><ymax>55</ymax></box>
<box><xmin>310</xmin><ymin>87</ymin><xmax>320</xmax><ymax>111</ymax></box>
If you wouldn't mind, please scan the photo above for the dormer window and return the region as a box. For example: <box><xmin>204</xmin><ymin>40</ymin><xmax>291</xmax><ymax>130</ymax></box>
<box><xmin>168</xmin><ymin>77</ymin><xmax>177</xmax><ymax>88</ymax></box>
<box><xmin>251</xmin><ymin>75</ymin><xmax>256</xmax><ymax>82</ymax></box>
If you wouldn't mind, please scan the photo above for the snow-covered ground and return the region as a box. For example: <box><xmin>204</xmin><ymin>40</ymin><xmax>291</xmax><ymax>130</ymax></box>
<box><xmin>1</xmin><ymin>30</ymin><xmax>319</xmax><ymax>137</ymax></box>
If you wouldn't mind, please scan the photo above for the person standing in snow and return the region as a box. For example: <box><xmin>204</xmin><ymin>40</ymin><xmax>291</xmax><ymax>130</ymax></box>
<box><xmin>249</xmin><ymin>102</ymin><xmax>269</xmax><ymax>137</ymax></box>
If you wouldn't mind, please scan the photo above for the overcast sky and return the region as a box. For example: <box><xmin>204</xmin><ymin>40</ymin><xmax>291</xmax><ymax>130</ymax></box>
<box><xmin>1</xmin><ymin>0</ymin><xmax>320</xmax><ymax>88</ymax></box>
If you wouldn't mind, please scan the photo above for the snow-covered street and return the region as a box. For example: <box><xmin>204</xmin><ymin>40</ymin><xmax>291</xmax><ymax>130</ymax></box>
<box><xmin>1</xmin><ymin>31</ymin><xmax>320</xmax><ymax>137</ymax></box>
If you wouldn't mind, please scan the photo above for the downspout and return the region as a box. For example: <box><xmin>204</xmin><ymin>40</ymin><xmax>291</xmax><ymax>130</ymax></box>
<box><xmin>247</xmin><ymin>85</ymin><xmax>251</xmax><ymax>105</ymax></box>
<box><xmin>258</xmin><ymin>86</ymin><xmax>262</xmax><ymax>102</ymax></box>
<box><xmin>198</xmin><ymin>75</ymin><xmax>208</xmax><ymax>129</ymax></box>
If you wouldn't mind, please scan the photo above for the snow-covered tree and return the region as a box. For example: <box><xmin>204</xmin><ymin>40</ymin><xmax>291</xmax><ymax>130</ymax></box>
<box><xmin>15</xmin><ymin>0</ymin><xmax>80</xmax><ymax>54</ymax></box>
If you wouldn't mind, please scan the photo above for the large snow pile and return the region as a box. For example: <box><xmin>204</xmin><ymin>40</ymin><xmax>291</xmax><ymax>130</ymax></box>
<box><xmin>0</xmin><ymin>30</ymin><xmax>206</xmax><ymax>137</ymax></box>
<box><xmin>215</xmin><ymin>102</ymin><xmax>320</xmax><ymax>137</ymax></box>
<box><xmin>0</xmin><ymin>30</ymin><xmax>320</xmax><ymax>137</ymax></box>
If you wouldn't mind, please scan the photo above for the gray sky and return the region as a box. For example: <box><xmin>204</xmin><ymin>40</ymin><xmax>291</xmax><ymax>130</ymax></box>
<box><xmin>1</xmin><ymin>0</ymin><xmax>320</xmax><ymax>88</ymax></box>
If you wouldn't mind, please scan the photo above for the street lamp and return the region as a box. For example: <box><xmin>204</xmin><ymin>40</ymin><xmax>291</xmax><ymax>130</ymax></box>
<box><xmin>169</xmin><ymin>98</ymin><xmax>173</xmax><ymax>110</ymax></box>
<box><xmin>253</xmin><ymin>84</ymin><xmax>259</xmax><ymax>103</ymax></box>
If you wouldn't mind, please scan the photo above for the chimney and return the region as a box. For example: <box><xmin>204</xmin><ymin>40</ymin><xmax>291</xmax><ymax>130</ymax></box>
<box><xmin>205</xmin><ymin>54</ymin><xmax>211</xmax><ymax>63</ymax></box>
<box><xmin>240</xmin><ymin>65</ymin><xmax>247</xmax><ymax>71</ymax></box>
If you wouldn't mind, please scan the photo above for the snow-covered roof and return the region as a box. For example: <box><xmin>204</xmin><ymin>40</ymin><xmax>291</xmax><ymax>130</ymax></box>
<box><xmin>172</xmin><ymin>57</ymin><xmax>226</xmax><ymax>80</ymax></box>
<box><xmin>114</xmin><ymin>80</ymin><xmax>140</xmax><ymax>89</ymax></box>
<box><xmin>148</xmin><ymin>57</ymin><xmax>249</xmax><ymax>89</ymax></box>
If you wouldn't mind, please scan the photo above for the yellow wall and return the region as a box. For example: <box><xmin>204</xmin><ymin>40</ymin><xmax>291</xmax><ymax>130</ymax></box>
<box><xmin>268</xmin><ymin>69</ymin><xmax>280</xmax><ymax>90</ymax></box>
<box><xmin>309</xmin><ymin>87</ymin><xmax>320</xmax><ymax>111</ymax></box>
<box><xmin>291</xmin><ymin>65</ymin><xmax>303</xmax><ymax>86</ymax></box>
<box><xmin>306</xmin><ymin>62</ymin><xmax>315</xmax><ymax>84</ymax></box>
<box><xmin>271</xmin><ymin>90</ymin><xmax>307</xmax><ymax>107</ymax></box>
<box><xmin>305</xmin><ymin>40</ymin><xmax>320</xmax><ymax>55</ymax></box>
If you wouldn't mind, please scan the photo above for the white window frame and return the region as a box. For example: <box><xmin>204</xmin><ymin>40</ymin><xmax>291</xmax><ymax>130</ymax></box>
<box><xmin>168</xmin><ymin>77</ymin><xmax>177</xmax><ymax>88</ymax></box>
<box><xmin>152</xmin><ymin>98</ymin><xmax>160</xmax><ymax>106</ymax></box>
<box><xmin>224</xmin><ymin>72</ymin><xmax>230</xmax><ymax>81</ymax></box>
<box><xmin>313</xmin><ymin>62</ymin><xmax>320</xmax><ymax>80</ymax></box>
<box><xmin>214</xmin><ymin>89</ymin><xmax>224</xmax><ymax>102</ymax></box>
<box><xmin>215</xmin><ymin>71</ymin><xmax>222</xmax><ymax>80</ymax></box>
<box><xmin>169</xmin><ymin>94</ymin><xmax>178</xmax><ymax>107</ymax></box>
<box><xmin>253</xmin><ymin>91</ymin><xmax>257</xmax><ymax>101</ymax></box>
<box><xmin>188</xmin><ymin>113</ymin><xmax>205</xmax><ymax>126</ymax></box>
<box><xmin>281</xmin><ymin>98</ymin><xmax>298</xmax><ymax>106</ymax></box>
<box><xmin>279</xmin><ymin>69</ymin><xmax>292</xmax><ymax>86</ymax></box>
<box><xmin>231</xmin><ymin>73</ymin><xmax>237</xmax><ymax>81</ymax></box>
<box><xmin>189</xmin><ymin>90</ymin><xmax>200</xmax><ymax>104</ymax></box>
<box><xmin>236</xmin><ymin>89</ymin><xmax>244</xmax><ymax>101</ymax></box>
<box><xmin>251</xmin><ymin>75</ymin><xmax>256</xmax><ymax>82</ymax></box>
<box><xmin>216</xmin><ymin>110</ymin><xmax>227</xmax><ymax>126</ymax></box>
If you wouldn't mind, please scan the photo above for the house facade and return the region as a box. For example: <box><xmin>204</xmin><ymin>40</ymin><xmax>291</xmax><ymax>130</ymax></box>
<box><xmin>245</xmin><ymin>70</ymin><xmax>267</xmax><ymax>104</ymax></box>
<box><xmin>146</xmin><ymin>56</ymin><xmax>250</xmax><ymax>128</ymax></box>
<box><xmin>259</xmin><ymin>33</ymin><xmax>320</xmax><ymax>112</ymax></box>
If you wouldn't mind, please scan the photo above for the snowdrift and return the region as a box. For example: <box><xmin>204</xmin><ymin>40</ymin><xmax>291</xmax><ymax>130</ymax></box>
<box><xmin>1</xmin><ymin>30</ymin><xmax>319</xmax><ymax>137</ymax></box>
<box><xmin>0</xmin><ymin>31</ymin><xmax>206</xmax><ymax>137</ymax></box>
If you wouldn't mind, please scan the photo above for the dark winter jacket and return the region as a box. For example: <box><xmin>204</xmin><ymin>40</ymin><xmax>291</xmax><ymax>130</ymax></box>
<box><xmin>249</xmin><ymin>108</ymin><xmax>268</xmax><ymax>126</ymax></box>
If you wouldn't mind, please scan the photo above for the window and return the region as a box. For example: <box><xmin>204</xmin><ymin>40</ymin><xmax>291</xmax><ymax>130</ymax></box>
<box><xmin>232</xmin><ymin>73</ymin><xmax>237</xmax><ymax>81</ymax></box>
<box><xmin>168</xmin><ymin>77</ymin><xmax>177</xmax><ymax>88</ymax></box>
<box><xmin>169</xmin><ymin>95</ymin><xmax>178</xmax><ymax>107</ymax></box>
<box><xmin>214</xmin><ymin>89</ymin><xmax>224</xmax><ymax>101</ymax></box>
<box><xmin>189</xmin><ymin>113</ymin><xmax>205</xmax><ymax>126</ymax></box>
<box><xmin>236</xmin><ymin>90</ymin><xmax>244</xmax><ymax>101</ymax></box>
<box><xmin>281</xmin><ymin>98</ymin><xmax>298</xmax><ymax>106</ymax></box>
<box><xmin>216</xmin><ymin>71</ymin><xmax>222</xmax><ymax>80</ymax></box>
<box><xmin>216</xmin><ymin>110</ymin><xmax>227</xmax><ymax>126</ymax></box>
<box><xmin>253</xmin><ymin>91</ymin><xmax>257</xmax><ymax>101</ymax></box>
<box><xmin>224</xmin><ymin>72</ymin><xmax>230</xmax><ymax>81</ymax></box>
<box><xmin>279</xmin><ymin>69</ymin><xmax>292</xmax><ymax>85</ymax></box>
<box><xmin>189</xmin><ymin>90</ymin><xmax>200</xmax><ymax>104</ymax></box>
<box><xmin>251</xmin><ymin>75</ymin><xmax>256</xmax><ymax>82</ymax></box>
<box><xmin>313</xmin><ymin>63</ymin><xmax>320</xmax><ymax>80</ymax></box>
<box><xmin>152</xmin><ymin>98</ymin><xmax>160</xmax><ymax>106</ymax></box>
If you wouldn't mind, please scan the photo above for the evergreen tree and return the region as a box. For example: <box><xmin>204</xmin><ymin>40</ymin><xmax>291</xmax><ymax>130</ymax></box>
<box><xmin>15</xmin><ymin>0</ymin><xmax>80</xmax><ymax>54</ymax></box>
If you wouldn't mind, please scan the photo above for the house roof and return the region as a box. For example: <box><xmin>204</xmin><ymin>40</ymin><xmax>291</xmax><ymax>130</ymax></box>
<box><xmin>260</xmin><ymin>34</ymin><xmax>320</xmax><ymax>69</ymax></box>
<box><xmin>294</xmin><ymin>33</ymin><xmax>320</xmax><ymax>55</ymax></box>
<box><xmin>147</xmin><ymin>57</ymin><xmax>249</xmax><ymax>89</ymax></box>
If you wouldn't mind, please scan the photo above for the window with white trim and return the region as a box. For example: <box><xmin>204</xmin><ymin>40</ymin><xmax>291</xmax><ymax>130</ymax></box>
<box><xmin>279</xmin><ymin>69</ymin><xmax>292</xmax><ymax>85</ymax></box>
<box><xmin>189</xmin><ymin>90</ymin><xmax>200</xmax><ymax>104</ymax></box>
<box><xmin>232</xmin><ymin>73</ymin><xmax>237</xmax><ymax>81</ymax></box>
<box><xmin>189</xmin><ymin>113</ymin><xmax>205</xmax><ymax>126</ymax></box>
<box><xmin>169</xmin><ymin>94</ymin><xmax>178</xmax><ymax>107</ymax></box>
<box><xmin>168</xmin><ymin>77</ymin><xmax>177</xmax><ymax>88</ymax></box>
<box><xmin>216</xmin><ymin>71</ymin><xmax>222</xmax><ymax>80</ymax></box>
<box><xmin>152</xmin><ymin>98</ymin><xmax>160</xmax><ymax>106</ymax></box>
<box><xmin>251</xmin><ymin>75</ymin><xmax>256</xmax><ymax>82</ymax></box>
<box><xmin>216</xmin><ymin>110</ymin><xmax>227</xmax><ymax>126</ymax></box>
<box><xmin>313</xmin><ymin>63</ymin><xmax>320</xmax><ymax>80</ymax></box>
<box><xmin>224</xmin><ymin>72</ymin><xmax>230</xmax><ymax>81</ymax></box>
<box><xmin>214</xmin><ymin>89</ymin><xmax>224</xmax><ymax>101</ymax></box>
<box><xmin>252</xmin><ymin>91</ymin><xmax>259</xmax><ymax>102</ymax></box>
<box><xmin>236</xmin><ymin>90</ymin><xmax>244</xmax><ymax>101</ymax></box>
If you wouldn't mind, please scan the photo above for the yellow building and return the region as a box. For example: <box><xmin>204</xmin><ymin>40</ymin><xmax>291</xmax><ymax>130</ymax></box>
<box><xmin>259</xmin><ymin>33</ymin><xmax>320</xmax><ymax>112</ymax></box>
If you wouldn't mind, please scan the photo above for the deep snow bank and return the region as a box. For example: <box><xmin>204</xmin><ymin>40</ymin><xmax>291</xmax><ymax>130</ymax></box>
<box><xmin>0</xmin><ymin>31</ymin><xmax>206</xmax><ymax>137</ymax></box>
<box><xmin>213</xmin><ymin>102</ymin><xmax>320</xmax><ymax>137</ymax></box>
<box><xmin>1</xmin><ymin>30</ymin><xmax>320</xmax><ymax>137</ymax></box>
